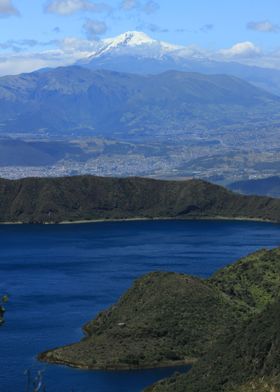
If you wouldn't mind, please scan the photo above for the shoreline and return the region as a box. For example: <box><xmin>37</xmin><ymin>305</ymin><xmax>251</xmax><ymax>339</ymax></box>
<box><xmin>0</xmin><ymin>215</ymin><xmax>278</xmax><ymax>225</ymax></box>
<box><xmin>38</xmin><ymin>354</ymin><xmax>195</xmax><ymax>372</ymax></box>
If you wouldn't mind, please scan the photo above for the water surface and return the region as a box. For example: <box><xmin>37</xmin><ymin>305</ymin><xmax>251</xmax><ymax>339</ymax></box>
<box><xmin>0</xmin><ymin>220</ymin><xmax>280</xmax><ymax>392</ymax></box>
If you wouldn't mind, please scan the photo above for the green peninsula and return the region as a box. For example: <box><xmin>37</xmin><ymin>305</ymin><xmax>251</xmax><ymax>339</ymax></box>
<box><xmin>39</xmin><ymin>247</ymin><xmax>280</xmax><ymax>377</ymax></box>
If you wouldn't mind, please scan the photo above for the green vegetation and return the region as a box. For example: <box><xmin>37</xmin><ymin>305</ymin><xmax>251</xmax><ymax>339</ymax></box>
<box><xmin>39</xmin><ymin>273</ymin><xmax>245</xmax><ymax>369</ymax></box>
<box><xmin>147</xmin><ymin>299</ymin><xmax>280</xmax><ymax>392</ymax></box>
<box><xmin>39</xmin><ymin>247</ymin><xmax>280</xmax><ymax>379</ymax></box>
<box><xmin>146</xmin><ymin>249</ymin><xmax>280</xmax><ymax>392</ymax></box>
<box><xmin>211</xmin><ymin>248</ymin><xmax>280</xmax><ymax>311</ymax></box>
<box><xmin>1</xmin><ymin>176</ymin><xmax>280</xmax><ymax>223</ymax></box>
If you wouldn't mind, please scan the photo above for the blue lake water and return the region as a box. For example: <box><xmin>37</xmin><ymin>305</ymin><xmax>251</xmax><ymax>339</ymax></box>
<box><xmin>0</xmin><ymin>219</ymin><xmax>280</xmax><ymax>392</ymax></box>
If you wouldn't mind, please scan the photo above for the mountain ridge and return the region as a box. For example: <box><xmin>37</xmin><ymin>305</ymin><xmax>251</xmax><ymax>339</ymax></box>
<box><xmin>0</xmin><ymin>67</ymin><xmax>279</xmax><ymax>138</ymax></box>
<box><xmin>76</xmin><ymin>31</ymin><xmax>280</xmax><ymax>95</ymax></box>
<box><xmin>229</xmin><ymin>176</ymin><xmax>280</xmax><ymax>198</ymax></box>
<box><xmin>1</xmin><ymin>176</ymin><xmax>280</xmax><ymax>223</ymax></box>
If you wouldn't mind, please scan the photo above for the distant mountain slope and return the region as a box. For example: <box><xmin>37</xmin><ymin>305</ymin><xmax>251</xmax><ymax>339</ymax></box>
<box><xmin>78</xmin><ymin>31</ymin><xmax>280</xmax><ymax>95</ymax></box>
<box><xmin>1</xmin><ymin>176</ymin><xmax>280</xmax><ymax>223</ymax></box>
<box><xmin>0</xmin><ymin>67</ymin><xmax>279</xmax><ymax>138</ymax></box>
<box><xmin>0</xmin><ymin>139</ymin><xmax>85</xmax><ymax>166</ymax></box>
<box><xmin>229</xmin><ymin>176</ymin><xmax>280</xmax><ymax>198</ymax></box>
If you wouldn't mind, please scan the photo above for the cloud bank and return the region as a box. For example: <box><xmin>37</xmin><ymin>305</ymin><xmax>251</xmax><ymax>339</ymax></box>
<box><xmin>0</xmin><ymin>0</ymin><xmax>19</xmax><ymax>17</ymax></box>
<box><xmin>219</xmin><ymin>41</ymin><xmax>261</xmax><ymax>58</ymax></box>
<box><xmin>45</xmin><ymin>0</ymin><xmax>110</xmax><ymax>16</ymax></box>
<box><xmin>120</xmin><ymin>0</ymin><xmax>159</xmax><ymax>14</ymax></box>
<box><xmin>83</xmin><ymin>19</ymin><xmax>108</xmax><ymax>38</ymax></box>
<box><xmin>1</xmin><ymin>33</ymin><xmax>280</xmax><ymax>77</ymax></box>
<box><xmin>247</xmin><ymin>20</ymin><xmax>280</xmax><ymax>33</ymax></box>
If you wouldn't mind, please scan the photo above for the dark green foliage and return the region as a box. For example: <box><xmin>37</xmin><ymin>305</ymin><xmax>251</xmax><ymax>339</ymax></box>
<box><xmin>146</xmin><ymin>248</ymin><xmax>280</xmax><ymax>392</ymax></box>
<box><xmin>39</xmin><ymin>273</ymin><xmax>242</xmax><ymax>369</ymax></box>
<box><xmin>211</xmin><ymin>248</ymin><xmax>280</xmax><ymax>311</ymax></box>
<box><xmin>39</xmin><ymin>247</ymin><xmax>280</xmax><ymax>376</ymax></box>
<box><xmin>1</xmin><ymin>176</ymin><xmax>280</xmax><ymax>223</ymax></box>
<box><xmin>148</xmin><ymin>300</ymin><xmax>280</xmax><ymax>392</ymax></box>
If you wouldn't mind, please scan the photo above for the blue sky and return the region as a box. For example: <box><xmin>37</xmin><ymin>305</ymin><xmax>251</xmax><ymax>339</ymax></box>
<box><xmin>1</xmin><ymin>0</ymin><xmax>280</xmax><ymax>75</ymax></box>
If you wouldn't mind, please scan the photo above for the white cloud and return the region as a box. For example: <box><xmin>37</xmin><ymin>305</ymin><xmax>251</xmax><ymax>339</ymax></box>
<box><xmin>120</xmin><ymin>0</ymin><xmax>138</xmax><ymax>11</ymax></box>
<box><xmin>45</xmin><ymin>0</ymin><xmax>110</xmax><ymax>16</ymax></box>
<box><xmin>0</xmin><ymin>0</ymin><xmax>19</xmax><ymax>17</ymax></box>
<box><xmin>83</xmin><ymin>19</ymin><xmax>108</xmax><ymax>39</ymax></box>
<box><xmin>120</xmin><ymin>0</ymin><xmax>159</xmax><ymax>14</ymax></box>
<box><xmin>3</xmin><ymin>34</ymin><xmax>280</xmax><ymax>78</ymax></box>
<box><xmin>219</xmin><ymin>41</ymin><xmax>261</xmax><ymax>59</ymax></box>
<box><xmin>247</xmin><ymin>20</ymin><xmax>280</xmax><ymax>33</ymax></box>
<box><xmin>59</xmin><ymin>36</ymin><xmax>101</xmax><ymax>53</ymax></box>
<box><xmin>0</xmin><ymin>37</ymin><xmax>103</xmax><ymax>76</ymax></box>
<box><xmin>142</xmin><ymin>0</ymin><xmax>159</xmax><ymax>14</ymax></box>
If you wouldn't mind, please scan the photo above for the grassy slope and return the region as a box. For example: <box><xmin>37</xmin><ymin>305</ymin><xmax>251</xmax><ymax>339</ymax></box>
<box><xmin>147</xmin><ymin>299</ymin><xmax>280</xmax><ymax>392</ymax></box>
<box><xmin>146</xmin><ymin>248</ymin><xmax>280</xmax><ymax>392</ymax></box>
<box><xmin>39</xmin><ymin>247</ymin><xmax>280</xmax><ymax>373</ymax></box>
<box><xmin>1</xmin><ymin>176</ymin><xmax>280</xmax><ymax>223</ymax></box>
<box><xmin>39</xmin><ymin>273</ymin><xmax>242</xmax><ymax>369</ymax></box>
<box><xmin>211</xmin><ymin>248</ymin><xmax>280</xmax><ymax>311</ymax></box>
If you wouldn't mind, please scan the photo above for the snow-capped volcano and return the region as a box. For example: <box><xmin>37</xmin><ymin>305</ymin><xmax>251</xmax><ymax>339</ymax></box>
<box><xmin>101</xmin><ymin>31</ymin><xmax>175</xmax><ymax>50</ymax></box>
<box><xmin>76</xmin><ymin>31</ymin><xmax>280</xmax><ymax>95</ymax></box>
<box><xmin>81</xmin><ymin>31</ymin><xmax>182</xmax><ymax>62</ymax></box>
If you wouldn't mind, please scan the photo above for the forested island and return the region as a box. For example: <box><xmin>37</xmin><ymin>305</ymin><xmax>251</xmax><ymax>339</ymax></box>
<box><xmin>1</xmin><ymin>176</ymin><xmax>280</xmax><ymax>224</ymax></box>
<box><xmin>39</xmin><ymin>247</ymin><xmax>280</xmax><ymax>391</ymax></box>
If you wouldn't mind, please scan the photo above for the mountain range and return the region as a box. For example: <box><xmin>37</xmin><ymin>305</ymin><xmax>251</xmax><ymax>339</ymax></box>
<box><xmin>1</xmin><ymin>31</ymin><xmax>280</xmax><ymax>181</ymax></box>
<box><xmin>229</xmin><ymin>176</ymin><xmax>280</xmax><ymax>198</ymax></box>
<box><xmin>77</xmin><ymin>31</ymin><xmax>280</xmax><ymax>96</ymax></box>
<box><xmin>0</xmin><ymin>66</ymin><xmax>279</xmax><ymax>139</ymax></box>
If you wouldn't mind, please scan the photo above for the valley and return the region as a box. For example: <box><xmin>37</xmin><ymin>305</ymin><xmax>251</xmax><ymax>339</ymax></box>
<box><xmin>1</xmin><ymin>126</ymin><xmax>280</xmax><ymax>184</ymax></box>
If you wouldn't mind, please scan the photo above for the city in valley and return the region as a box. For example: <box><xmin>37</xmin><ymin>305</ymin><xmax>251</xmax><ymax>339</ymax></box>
<box><xmin>1</xmin><ymin>123</ymin><xmax>279</xmax><ymax>185</ymax></box>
